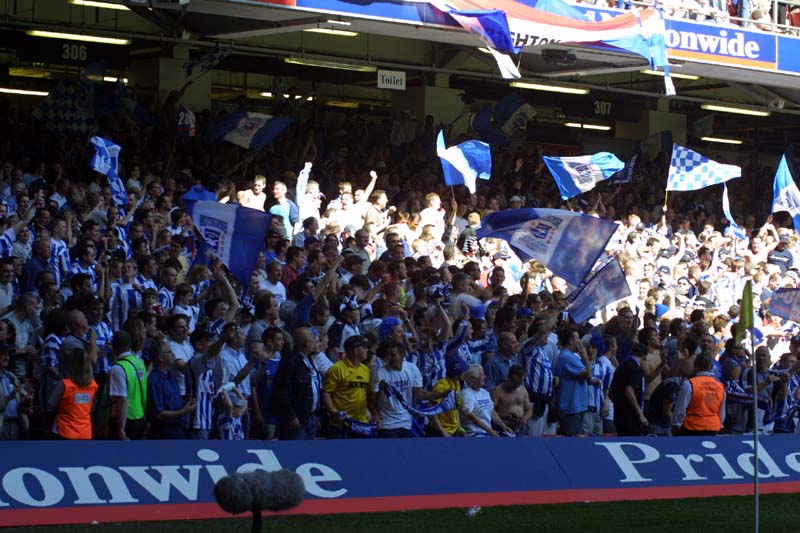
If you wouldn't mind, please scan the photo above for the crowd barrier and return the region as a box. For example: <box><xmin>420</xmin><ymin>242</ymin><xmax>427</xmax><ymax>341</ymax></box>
<box><xmin>1</xmin><ymin>435</ymin><xmax>800</xmax><ymax>527</ymax></box>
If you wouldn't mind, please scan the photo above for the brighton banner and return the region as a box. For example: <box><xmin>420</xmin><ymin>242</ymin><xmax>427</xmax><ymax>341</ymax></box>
<box><xmin>2</xmin><ymin>436</ymin><xmax>800</xmax><ymax>526</ymax></box>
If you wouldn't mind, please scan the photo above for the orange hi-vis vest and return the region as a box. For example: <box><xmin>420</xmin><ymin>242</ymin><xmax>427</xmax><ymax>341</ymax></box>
<box><xmin>56</xmin><ymin>378</ymin><xmax>98</xmax><ymax>440</ymax></box>
<box><xmin>683</xmin><ymin>375</ymin><xmax>725</xmax><ymax>432</ymax></box>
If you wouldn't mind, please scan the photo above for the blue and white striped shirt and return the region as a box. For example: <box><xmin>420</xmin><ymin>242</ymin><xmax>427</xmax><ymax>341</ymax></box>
<box><xmin>0</xmin><ymin>228</ymin><xmax>15</xmax><ymax>258</ymax></box>
<box><xmin>49</xmin><ymin>238</ymin><xmax>70</xmax><ymax>286</ymax></box>
<box><xmin>41</xmin><ymin>333</ymin><xmax>63</xmax><ymax>371</ymax></box>
<box><xmin>91</xmin><ymin>320</ymin><xmax>114</xmax><ymax>375</ymax></box>
<box><xmin>67</xmin><ymin>261</ymin><xmax>97</xmax><ymax>291</ymax></box>
<box><xmin>158</xmin><ymin>287</ymin><xmax>175</xmax><ymax>313</ymax></box>
<box><xmin>110</xmin><ymin>283</ymin><xmax>142</xmax><ymax>331</ymax></box>
<box><xmin>218</xmin><ymin>414</ymin><xmax>245</xmax><ymax>440</ymax></box>
<box><xmin>135</xmin><ymin>274</ymin><xmax>158</xmax><ymax>292</ymax></box>
<box><xmin>192</xmin><ymin>368</ymin><xmax>216</xmax><ymax>430</ymax></box>
<box><xmin>521</xmin><ymin>340</ymin><xmax>553</xmax><ymax>398</ymax></box>
<box><xmin>206</xmin><ymin>317</ymin><xmax>225</xmax><ymax>338</ymax></box>
<box><xmin>410</xmin><ymin>344</ymin><xmax>446</xmax><ymax>391</ymax></box>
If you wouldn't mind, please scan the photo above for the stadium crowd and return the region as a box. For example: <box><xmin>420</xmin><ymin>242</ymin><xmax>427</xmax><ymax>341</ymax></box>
<box><xmin>0</xmin><ymin>92</ymin><xmax>799</xmax><ymax>443</ymax></box>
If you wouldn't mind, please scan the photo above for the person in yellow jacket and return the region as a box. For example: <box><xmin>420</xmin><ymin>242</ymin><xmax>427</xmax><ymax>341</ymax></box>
<box><xmin>322</xmin><ymin>335</ymin><xmax>371</xmax><ymax>438</ymax></box>
<box><xmin>429</xmin><ymin>355</ymin><xmax>470</xmax><ymax>437</ymax></box>
<box><xmin>672</xmin><ymin>351</ymin><xmax>726</xmax><ymax>436</ymax></box>
<box><xmin>48</xmin><ymin>342</ymin><xmax>98</xmax><ymax>440</ymax></box>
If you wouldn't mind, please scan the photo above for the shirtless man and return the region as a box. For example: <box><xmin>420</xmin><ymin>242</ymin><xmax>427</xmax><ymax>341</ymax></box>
<box><xmin>237</xmin><ymin>175</ymin><xmax>267</xmax><ymax>211</ymax></box>
<box><xmin>491</xmin><ymin>364</ymin><xmax>532</xmax><ymax>435</ymax></box>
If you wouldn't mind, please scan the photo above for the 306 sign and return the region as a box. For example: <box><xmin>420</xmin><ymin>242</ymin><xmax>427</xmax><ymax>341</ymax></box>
<box><xmin>17</xmin><ymin>36</ymin><xmax>129</xmax><ymax>66</ymax></box>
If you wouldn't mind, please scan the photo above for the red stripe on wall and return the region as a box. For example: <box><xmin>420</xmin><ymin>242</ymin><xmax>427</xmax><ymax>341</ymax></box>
<box><xmin>2</xmin><ymin>481</ymin><xmax>800</xmax><ymax>527</ymax></box>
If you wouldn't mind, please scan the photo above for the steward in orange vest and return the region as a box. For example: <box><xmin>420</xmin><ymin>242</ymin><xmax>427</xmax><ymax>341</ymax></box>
<box><xmin>672</xmin><ymin>351</ymin><xmax>726</xmax><ymax>436</ymax></box>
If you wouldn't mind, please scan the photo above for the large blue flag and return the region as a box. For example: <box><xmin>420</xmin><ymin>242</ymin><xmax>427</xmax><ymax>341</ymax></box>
<box><xmin>204</xmin><ymin>112</ymin><xmax>293</xmax><ymax>151</ymax></box>
<box><xmin>543</xmin><ymin>152</ymin><xmax>624</xmax><ymax>200</ymax></box>
<box><xmin>567</xmin><ymin>257</ymin><xmax>631</xmax><ymax>323</ymax></box>
<box><xmin>666</xmin><ymin>144</ymin><xmax>741</xmax><ymax>191</ymax></box>
<box><xmin>184</xmin><ymin>49</ymin><xmax>230</xmax><ymax>78</ymax></box>
<box><xmin>183</xmin><ymin>201</ymin><xmax>272</xmax><ymax>289</ymax></box>
<box><xmin>477</xmin><ymin>208</ymin><xmax>618</xmax><ymax>286</ymax></box>
<box><xmin>89</xmin><ymin>137</ymin><xmax>127</xmax><ymax>207</ymax></box>
<box><xmin>772</xmin><ymin>147</ymin><xmax>800</xmax><ymax>234</ymax></box>
<box><xmin>436</xmin><ymin>130</ymin><xmax>491</xmax><ymax>194</ymax></box>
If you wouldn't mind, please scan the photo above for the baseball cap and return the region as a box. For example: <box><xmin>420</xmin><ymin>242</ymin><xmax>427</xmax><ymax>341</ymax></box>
<box><xmin>516</xmin><ymin>307</ymin><xmax>533</xmax><ymax>318</ymax></box>
<box><xmin>493</xmin><ymin>252</ymin><xmax>511</xmax><ymax>260</ymax></box>
<box><xmin>345</xmin><ymin>254</ymin><xmax>365</xmax><ymax>265</ymax></box>
<box><xmin>509</xmin><ymin>195</ymin><xmax>524</xmax><ymax>204</ymax></box>
<box><xmin>657</xmin><ymin>265</ymin><xmax>671</xmax><ymax>275</ymax></box>
<box><xmin>780</xmin><ymin>234</ymin><xmax>790</xmax><ymax>243</ymax></box>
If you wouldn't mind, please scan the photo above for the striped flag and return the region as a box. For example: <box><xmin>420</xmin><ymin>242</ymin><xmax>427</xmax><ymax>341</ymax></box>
<box><xmin>772</xmin><ymin>147</ymin><xmax>800</xmax><ymax>233</ymax></box>
<box><xmin>204</xmin><ymin>112</ymin><xmax>293</xmax><ymax>151</ymax></box>
<box><xmin>544</xmin><ymin>152</ymin><xmax>624</xmax><ymax>200</ymax></box>
<box><xmin>89</xmin><ymin>137</ymin><xmax>127</xmax><ymax>207</ymax></box>
<box><xmin>436</xmin><ymin>130</ymin><xmax>491</xmax><ymax>194</ymax></box>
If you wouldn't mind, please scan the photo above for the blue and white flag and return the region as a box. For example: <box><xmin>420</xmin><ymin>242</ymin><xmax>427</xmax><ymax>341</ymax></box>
<box><xmin>177</xmin><ymin>105</ymin><xmax>196</xmax><ymax>137</ymax></box>
<box><xmin>184</xmin><ymin>201</ymin><xmax>272</xmax><ymax>288</ymax></box>
<box><xmin>204</xmin><ymin>112</ymin><xmax>293</xmax><ymax>151</ymax></box>
<box><xmin>769</xmin><ymin>288</ymin><xmax>800</xmax><ymax>324</ymax></box>
<box><xmin>613</xmin><ymin>152</ymin><xmax>638</xmax><ymax>185</ymax></box>
<box><xmin>89</xmin><ymin>137</ymin><xmax>127</xmax><ymax>207</ymax></box>
<box><xmin>567</xmin><ymin>258</ymin><xmax>631</xmax><ymax>324</ymax></box>
<box><xmin>184</xmin><ymin>49</ymin><xmax>230</xmax><ymax>78</ymax></box>
<box><xmin>722</xmin><ymin>184</ymin><xmax>747</xmax><ymax>240</ymax></box>
<box><xmin>472</xmin><ymin>94</ymin><xmax>535</xmax><ymax>146</ymax></box>
<box><xmin>543</xmin><ymin>152</ymin><xmax>624</xmax><ymax>200</ymax></box>
<box><xmin>772</xmin><ymin>148</ymin><xmax>800</xmax><ymax>233</ymax></box>
<box><xmin>477</xmin><ymin>208</ymin><xmax>619</xmax><ymax>286</ymax></box>
<box><xmin>666</xmin><ymin>144</ymin><xmax>741</xmax><ymax>191</ymax></box>
<box><xmin>436</xmin><ymin>130</ymin><xmax>491</xmax><ymax>194</ymax></box>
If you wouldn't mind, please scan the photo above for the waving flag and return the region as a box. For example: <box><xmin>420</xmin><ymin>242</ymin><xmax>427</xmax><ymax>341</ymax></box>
<box><xmin>722</xmin><ymin>184</ymin><xmax>747</xmax><ymax>239</ymax></box>
<box><xmin>477</xmin><ymin>208</ymin><xmax>618</xmax><ymax>286</ymax></box>
<box><xmin>666</xmin><ymin>144</ymin><xmax>741</xmax><ymax>191</ymax></box>
<box><xmin>437</xmin><ymin>130</ymin><xmax>491</xmax><ymax>194</ymax></box>
<box><xmin>544</xmin><ymin>152</ymin><xmax>624</xmax><ymax>200</ymax></box>
<box><xmin>184</xmin><ymin>49</ymin><xmax>230</xmax><ymax>78</ymax></box>
<box><xmin>472</xmin><ymin>93</ymin><xmax>535</xmax><ymax>146</ymax></box>
<box><xmin>567</xmin><ymin>257</ymin><xmax>631</xmax><ymax>323</ymax></box>
<box><xmin>769</xmin><ymin>289</ymin><xmax>800</xmax><ymax>324</ymax></box>
<box><xmin>204</xmin><ymin>112</ymin><xmax>293</xmax><ymax>151</ymax></box>
<box><xmin>89</xmin><ymin>137</ymin><xmax>127</xmax><ymax>207</ymax></box>
<box><xmin>430</xmin><ymin>0</ymin><xmax>671</xmax><ymax>92</ymax></box>
<box><xmin>184</xmin><ymin>201</ymin><xmax>272</xmax><ymax>288</ymax></box>
<box><xmin>772</xmin><ymin>147</ymin><xmax>800</xmax><ymax>234</ymax></box>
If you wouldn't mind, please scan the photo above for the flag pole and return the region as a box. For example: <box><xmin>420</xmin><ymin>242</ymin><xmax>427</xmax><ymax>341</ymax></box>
<box><xmin>751</xmin><ymin>320</ymin><xmax>759</xmax><ymax>533</ymax></box>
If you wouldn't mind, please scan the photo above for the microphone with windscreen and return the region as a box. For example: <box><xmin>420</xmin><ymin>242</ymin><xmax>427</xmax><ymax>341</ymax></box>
<box><xmin>214</xmin><ymin>469</ymin><xmax>305</xmax><ymax>533</ymax></box>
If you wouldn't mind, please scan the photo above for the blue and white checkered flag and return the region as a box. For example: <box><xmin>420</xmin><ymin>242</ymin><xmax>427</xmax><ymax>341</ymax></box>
<box><xmin>666</xmin><ymin>143</ymin><xmax>741</xmax><ymax>191</ymax></box>
<box><xmin>89</xmin><ymin>137</ymin><xmax>127</xmax><ymax>207</ymax></box>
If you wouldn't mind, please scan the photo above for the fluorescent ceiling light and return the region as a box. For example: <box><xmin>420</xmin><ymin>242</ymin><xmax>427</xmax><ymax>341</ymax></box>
<box><xmin>26</xmin><ymin>29</ymin><xmax>131</xmax><ymax>45</ymax></box>
<box><xmin>0</xmin><ymin>87</ymin><xmax>49</xmax><ymax>96</ymax></box>
<box><xmin>303</xmin><ymin>28</ymin><xmax>359</xmax><ymax>37</ymax></box>
<box><xmin>477</xmin><ymin>47</ymin><xmax>492</xmax><ymax>54</ymax></box>
<box><xmin>69</xmin><ymin>0</ymin><xmax>129</xmax><ymax>10</ymax></box>
<box><xmin>700</xmin><ymin>103</ymin><xmax>770</xmax><ymax>117</ymax></box>
<box><xmin>565</xmin><ymin>122</ymin><xmax>611</xmax><ymax>131</ymax></box>
<box><xmin>325</xmin><ymin>19</ymin><xmax>351</xmax><ymax>26</ymax></box>
<box><xmin>641</xmin><ymin>69</ymin><xmax>699</xmax><ymax>81</ymax></box>
<box><xmin>327</xmin><ymin>100</ymin><xmax>359</xmax><ymax>109</ymax></box>
<box><xmin>103</xmin><ymin>76</ymin><xmax>128</xmax><ymax>84</ymax></box>
<box><xmin>284</xmin><ymin>57</ymin><xmax>375</xmax><ymax>72</ymax></box>
<box><xmin>701</xmin><ymin>136</ymin><xmax>742</xmax><ymax>145</ymax></box>
<box><xmin>510</xmin><ymin>81</ymin><xmax>588</xmax><ymax>95</ymax></box>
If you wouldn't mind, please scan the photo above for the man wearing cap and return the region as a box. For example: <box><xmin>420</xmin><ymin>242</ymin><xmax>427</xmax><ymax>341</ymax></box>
<box><xmin>768</xmin><ymin>234</ymin><xmax>793</xmax><ymax>274</ymax></box>
<box><xmin>328</xmin><ymin>295</ymin><xmax>362</xmax><ymax>357</ymax></box>
<box><xmin>429</xmin><ymin>354</ymin><xmax>470</xmax><ymax>437</ymax></box>
<box><xmin>508</xmin><ymin>195</ymin><xmax>524</xmax><ymax>209</ymax></box>
<box><xmin>322</xmin><ymin>335</ymin><xmax>371</xmax><ymax>438</ymax></box>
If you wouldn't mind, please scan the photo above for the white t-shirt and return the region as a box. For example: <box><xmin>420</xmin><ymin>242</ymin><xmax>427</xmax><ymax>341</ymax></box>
<box><xmin>167</xmin><ymin>337</ymin><xmax>194</xmax><ymax>395</ymax></box>
<box><xmin>261</xmin><ymin>280</ymin><xmax>287</xmax><ymax>305</ymax></box>
<box><xmin>460</xmin><ymin>387</ymin><xmax>494</xmax><ymax>436</ymax></box>
<box><xmin>373</xmin><ymin>361</ymin><xmax>422</xmax><ymax>430</ymax></box>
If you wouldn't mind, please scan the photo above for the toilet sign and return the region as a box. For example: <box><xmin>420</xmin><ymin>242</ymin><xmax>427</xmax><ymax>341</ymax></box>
<box><xmin>377</xmin><ymin>69</ymin><xmax>406</xmax><ymax>90</ymax></box>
